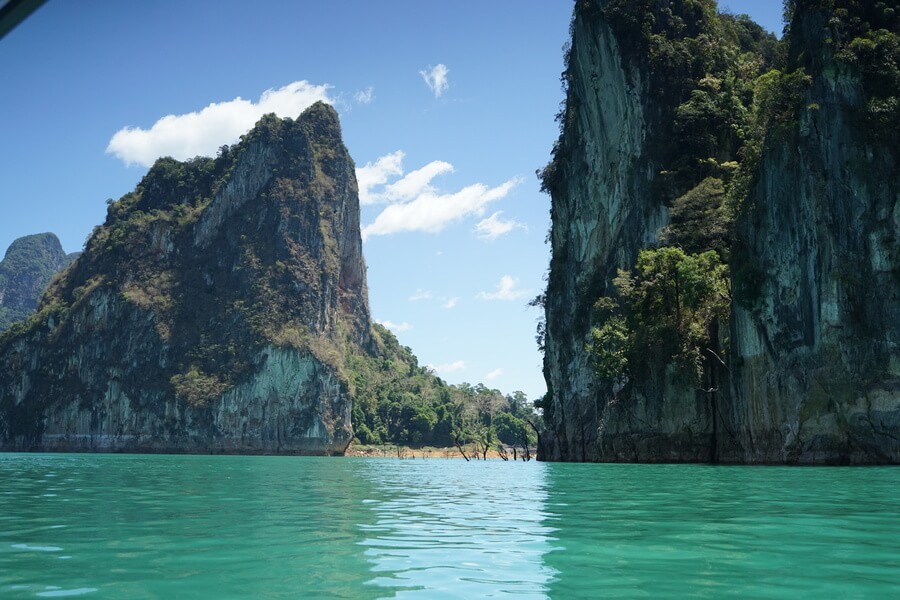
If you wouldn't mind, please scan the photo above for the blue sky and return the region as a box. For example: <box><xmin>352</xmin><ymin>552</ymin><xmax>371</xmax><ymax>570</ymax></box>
<box><xmin>0</xmin><ymin>1</ymin><xmax>783</xmax><ymax>401</ymax></box>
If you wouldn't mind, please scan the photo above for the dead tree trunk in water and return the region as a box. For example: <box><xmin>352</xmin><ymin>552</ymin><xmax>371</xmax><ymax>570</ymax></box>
<box><xmin>520</xmin><ymin>425</ymin><xmax>532</xmax><ymax>461</ymax></box>
<box><xmin>453</xmin><ymin>434</ymin><xmax>470</xmax><ymax>461</ymax></box>
<box><xmin>526</xmin><ymin>418</ymin><xmax>542</xmax><ymax>460</ymax></box>
<box><xmin>497</xmin><ymin>445</ymin><xmax>509</xmax><ymax>461</ymax></box>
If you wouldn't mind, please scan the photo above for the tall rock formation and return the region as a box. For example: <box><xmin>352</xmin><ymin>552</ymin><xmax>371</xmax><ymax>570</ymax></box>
<box><xmin>0</xmin><ymin>102</ymin><xmax>371</xmax><ymax>454</ymax></box>
<box><xmin>540</xmin><ymin>0</ymin><xmax>899</xmax><ymax>463</ymax></box>
<box><xmin>0</xmin><ymin>233</ymin><xmax>77</xmax><ymax>332</ymax></box>
<box><xmin>726</xmin><ymin>4</ymin><xmax>900</xmax><ymax>463</ymax></box>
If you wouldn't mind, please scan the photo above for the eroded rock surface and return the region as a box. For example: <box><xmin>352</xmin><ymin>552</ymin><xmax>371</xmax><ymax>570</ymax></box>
<box><xmin>0</xmin><ymin>103</ymin><xmax>369</xmax><ymax>454</ymax></box>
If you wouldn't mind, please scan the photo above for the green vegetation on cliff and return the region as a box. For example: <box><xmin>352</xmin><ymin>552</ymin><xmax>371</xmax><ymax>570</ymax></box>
<box><xmin>784</xmin><ymin>0</ymin><xmax>899</xmax><ymax>148</ymax></box>
<box><xmin>539</xmin><ymin>0</ymin><xmax>900</xmax><ymax>462</ymax></box>
<box><xmin>541</xmin><ymin>0</ymin><xmax>775</xmax><ymax>398</ymax></box>
<box><xmin>547</xmin><ymin>0</ymin><xmax>898</xmax><ymax>395</ymax></box>
<box><xmin>591</xmin><ymin>247</ymin><xmax>729</xmax><ymax>385</ymax></box>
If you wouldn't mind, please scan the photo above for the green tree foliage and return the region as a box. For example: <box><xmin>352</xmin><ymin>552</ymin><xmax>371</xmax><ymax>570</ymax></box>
<box><xmin>588</xmin><ymin>297</ymin><xmax>631</xmax><ymax>383</ymax></box>
<box><xmin>590</xmin><ymin>247</ymin><xmax>730</xmax><ymax>384</ymax></box>
<box><xmin>170</xmin><ymin>366</ymin><xmax>227</xmax><ymax>407</ymax></box>
<box><xmin>346</xmin><ymin>324</ymin><xmax>538</xmax><ymax>450</ymax></box>
<box><xmin>751</xmin><ymin>68</ymin><xmax>813</xmax><ymax>131</ymax></box>
<box><xmin>783</xmin><ymin>0</ymin><xmax>900</xmax><ymax>150</ymax></box>
<box><xmin>663</xmin><ymin>177</ymin><xmax>733</xmax><ymax>258</ymax></box>
<box><xmin>347</xmin><ymin>324</ymin><xmax>453</xmax><ymax>446</ymax></box>
<box><xmin>493</xmin><ymin>411</ymin><xmax>538</xmax><ymax>448</ymax></box>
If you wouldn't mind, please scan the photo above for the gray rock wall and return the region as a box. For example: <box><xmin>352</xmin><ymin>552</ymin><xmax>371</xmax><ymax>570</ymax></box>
<box><xmin>542</xmin><ymin>10</ymin><xmax>710</xmax><ymax>461</ymax></box>
<box><xmin>541</xmin><ymin>3</ymin><xmax>899</xmax><ymax>463</ymax></box>
<box><xmin>724</xmin><ymin>65</ymin><xmax>900</xmax><ymax>463</ymax></box>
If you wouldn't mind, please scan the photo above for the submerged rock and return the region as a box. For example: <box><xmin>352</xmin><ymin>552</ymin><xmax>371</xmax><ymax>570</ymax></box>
<box><xmin>0</xmin><ymin>103</ymin><xmax>370</xmax><ymax>454</ymax></box>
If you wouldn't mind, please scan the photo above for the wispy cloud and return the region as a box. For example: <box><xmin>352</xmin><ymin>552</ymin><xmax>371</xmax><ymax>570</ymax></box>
<box><xmin>362</xmin><ymin>174</ymin><xmax>522</xmax><ymax>239</ymax></box>
<box><xmin>360</xmin><ymin>155</ymin><xmax>456</xmax><ymax>207</ymax></box>
<box><xmin>442</xmin><ymin>297</ymin><xmax>459</xmax><ymax>309</ymax></box>
<box><xmin>378</xmin><ymin>319</ymin><xmax>412</xmax><ymax>333</ymax></box>
<box><xmin>358</xmin><ymin>150</ymin><xmax>521</xmax><ymax>239</ymax></box>
<box><xmin>381</xmin><ymin>161</ymin><xmax>454</xmax><ymax>203</ymax></box>
<box><xmin>428</xmin><ymin>360</ymin><xmax>466</xmax><ymax>374</ymax></box>
<box><xmin>474</xmin><ymin>211</ymin><xmax>527</xmax><ymax>241</ymax></box>
<box><xmin>476</xmin><ymin>275</ymin><xmax>529</xmax><ymax>301</ymax></box>
<box><xmin>357</xmin><ymin>151</ymin><xmax>405</xmax><ymax>205</ymax></box>
<box><xmin>408</xmin><ymin>289</ymin><xmax>433</xmax><ymax>302</ymax></box>
<box><xmin>420</xmin><ymin>64</ymin><xmax>449</xmax><ymax>98</ymax></box>
<box><xmin>484</xmin><ymin>368</ymin><xmax>503</xmax><ymax>381</ymax></box>
<box><xmin>107</xmin><ymin>81</ymin><xmax>333</xmax><ymax>167</ymax></box>
<box><xmin>354</xmin><ymin>86</ymin><xmax>375</xmax><ymax>105</ymax></box>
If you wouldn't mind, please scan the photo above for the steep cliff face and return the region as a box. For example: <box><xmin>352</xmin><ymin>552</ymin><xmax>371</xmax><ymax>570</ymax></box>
<box><xmin>0</xmin><ymin>102</ymin><xmax>371</xmax><ymax>454</ymax></box>
<box><xmin>0</xmin><ymin>233</ymin><xmax>77</xmax><ymax>332</ymax></box>
<box><xmin>541</xmin><ymin>0</ymin><xmax>728</xmax><ymax>461</ymax></box>
<box><xmin>725</xmin><ymin>7</ymin><xmax>900</xmax><ymax>463</ymax></box>
<box><xmin>541</xmin><ymin>0</ymin><xmax>900</xmax><ymax>463</ymax></box>
<box><xmin>540</xmin><ymin>11</ymin><xmax>661</xmax><ymax>461</ymax></box>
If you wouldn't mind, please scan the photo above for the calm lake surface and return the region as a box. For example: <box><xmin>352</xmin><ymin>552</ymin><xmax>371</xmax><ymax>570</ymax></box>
<box><xmin>1</xmin><ymin>455</ymin><xmax>898</xmax><ymax>598</ymax></box>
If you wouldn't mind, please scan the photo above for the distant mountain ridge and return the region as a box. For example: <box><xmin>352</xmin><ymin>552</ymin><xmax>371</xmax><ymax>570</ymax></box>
<box><xmin>0</xmin><ymin>232</ymin><xmax>78</xmax><ymax>332</ymax></box>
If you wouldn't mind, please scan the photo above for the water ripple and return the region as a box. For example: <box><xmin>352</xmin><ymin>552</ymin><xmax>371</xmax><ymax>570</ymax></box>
<box><xmin>1</xmin><ymin>455</ymin><xmax>898</xmax><ymax>598</ymax></box>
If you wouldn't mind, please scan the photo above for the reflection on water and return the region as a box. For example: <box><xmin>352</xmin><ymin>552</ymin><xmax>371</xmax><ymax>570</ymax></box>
<box><xmin>0</xmin><ymin>454</ymin><xmax>385</xmax><ymax>599</ymax></box>
<box><xmin>1</xmin><ymin>455</ymin><xmax>899</xmax><ymax>598</ymax></box>
<box><xmin>542</xmin><ymin>464</ymin><xmax>900</xmax><ymax>598</ymax></box>
<box><xmin>356</xmin><ymin>459</ymin><xmax>554</xmax><ymax>598</ymax></box>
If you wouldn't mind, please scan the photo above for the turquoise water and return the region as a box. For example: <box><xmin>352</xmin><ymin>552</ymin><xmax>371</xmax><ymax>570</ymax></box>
<box><xmin>1</xmin><ymin>455</ymin><xmax>898</xmax><ymax>598</ymax></box>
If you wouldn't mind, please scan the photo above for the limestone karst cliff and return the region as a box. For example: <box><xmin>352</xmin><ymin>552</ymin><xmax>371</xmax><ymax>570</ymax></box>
<box><xmin>0</xmin><ymin>233</ymin><xmax>77</xmax><ymax>332</ymax></box>
<box><xmin>0</xmin><ymin>102</ymin><xmax>371</xmax><ymax>454</ymax></box>
<box><xmin>725</xmin><ymin>2</ymin><xmax>900</xmax><ymax>463</ymax></box>
<box><xmin>539</xmin><ymin>0</ymin><xmax>899</xmax><ymax>463</ymax></box>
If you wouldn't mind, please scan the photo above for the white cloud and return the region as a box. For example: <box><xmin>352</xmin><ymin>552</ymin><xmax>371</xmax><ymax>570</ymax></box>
<box><xmin>358</xmin><ymin>150</ymin><xmax>522</xmax><ymax>239</ymax></box>
<box><xmin>356</xmin><ymin>151</ymin><xmax>405</xmax><ymax>205</ymax></box>
<box><xmin>107</xmin><ymin>80</ymin><xmax>333</xmax><ymax>167</ymax></box>
<box><xmin>420</xmin><ymin>64</ymin><xmax>449</xmax><ymax>98</ymax></box>
<box><xmin>442</xmin><ymin>297</ymin><xmax>459</xmax><ymax>309</ymax></box>
<box><xmin>484</xmin><ymin>368</ymin><xmax>503</xmax><ymax>381</ymax></box>
<box><xmin>383</xmin><ymin>161</ymin><xmax>454</xmax><ymax>203</ymax></box>
<box><xmin>378</xmin><ymin>319</ymin><xmax>412</xmax><ymax>333</ymax></box>
<box><xmin>476</xmin><ymin>275</ymin><xmax>529</xmax><ymax>301</ymax></box>
<box><xmin>474</xmin><ymin>211</ymin><xmax>527</xmax><ymax>241</ymax></box>
<box><xmin>409</xmin><ymin>289</ymin><xmax>433</xmax><ymax>302</ymax></box>
<box><xmin>428</xmin><ymin>360</ymin><xmax>466</xmax><ymax>374</ymax></box>
<box><xmin>354</xmin><ymin>86</ymin><xmax>375</xmax><ymax>104</ymax></box>
<box><xmin>358</xmin><ymin>156</ymin><xmax>454</xmax><ymax>207</ymax></box>
<box><xmin>363</xmin><ymin>176</ymin><xmax>522</xmax><ymax>239</ymax></box>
